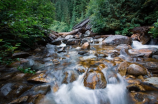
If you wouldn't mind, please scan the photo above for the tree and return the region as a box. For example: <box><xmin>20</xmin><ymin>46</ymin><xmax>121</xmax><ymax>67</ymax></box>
<box><xmin>86</xmin><ymin>0</ymin><xmax>158</xmax><ymax>35</ymax></box>
<box><xmin>0</xmin><ymin>0</ymin><xmax>55</xmax><ymax>64</ymax></box>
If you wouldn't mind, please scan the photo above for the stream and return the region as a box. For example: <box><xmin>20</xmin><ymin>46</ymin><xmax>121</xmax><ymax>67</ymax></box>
<box><xmin>0</xmin><ymin>36</ymin><xmax>158</xmax><ymax>104</ymax></box>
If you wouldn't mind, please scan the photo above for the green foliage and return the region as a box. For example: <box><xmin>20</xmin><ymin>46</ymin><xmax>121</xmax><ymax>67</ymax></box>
<box><xmin>0</xmin><ymin>0</ymin><xmax>55</xmax><ymax>64</ymax></box>
<box><xmin>86</xmin><ymin>0</ymin><xmax>158</xmax><ymax>34</ymax></box>
<box><xmin>49</xmin><ymin>20</ymin><xmax>69</xmax><ymax>32</ymax></box>
<box><xmin>149</xmin><ymin>19</ymin><xmax>158</xmax><ymax>38</ymax></box>
<box><xmin>51</xmin><ymin>0</ymin><xmax>90</xmax><ymax>31</ymax></box>
<box><xmin>17</xmin><ymin>66</ymin><xmax>35</xmax><ymax>74</ymax></box>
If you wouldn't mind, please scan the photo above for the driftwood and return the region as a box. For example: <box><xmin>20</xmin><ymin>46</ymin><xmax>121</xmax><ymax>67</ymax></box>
<box><xmin>59</xmin><ymin>29</ymin><xmax>79</xmax><ymax>37</ymax></box>
<box><xmin>73</xmin><ymin>18</ymin><xmax>90</xmax><ymax>30</ymax></box>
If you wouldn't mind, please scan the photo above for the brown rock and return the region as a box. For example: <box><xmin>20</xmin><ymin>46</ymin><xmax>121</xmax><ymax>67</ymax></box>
<box><xmin>53</xmin><ymin>83</ymin><xmax>59</xmax><ymax>93</ymax></box>
<box><xmin>34</xmin><ymin>85</ymin><xmax>51</xmax><ymax>95</ymax></box>
<box><xmin>127</xmin><ymin>84</ymin><xmax>145</xmax><ymax>92</ymax></box>
<box><xmin>127</xmin><ymin>80</ymin><xmax>140</xmax><ymax>85</ymax></box>
<box><xmin>129</xmin><ymin>49</ymin><xmax>152</xmax><ymax>57</ymax></box>
<box><xmin>97</xmin><ymin>64</ymin><xmax>107</xmax><ymax>71</ymax></box>
<box><xmin>27</xmin><ymin>73</ymin><xmax>48</xmax><ymax>83</ymax></box>
<box><xmin>81</xmin><ymin>42</ymin><xmax>90</xmax><ymax>50</ymax></box>
<box><xmin>84</xmin><ymin>70</ymin><xmax>107</xmax><ymax>89</ymax></box>
<box><xmin>127</xmin><ymin>64</ymin><xmax>148</xmax><ymax>76</ymax></box>
<box><xmin>9</xmin><ymin>96</ymin><xmax>28</xmax><ymax>104</ymax></box>
<box><xmin>130</xmin><ymin>92</ymin><xmax>158</xmax><ymax>104</ymax></box>
<box><xmin>62</xmin><ymin>70</ymin><xmax>79</xmax><ymax>84</ymax></box>
<box><xmin>117</xmin><ymin>61</ymin><xmax>129</xmax><ymax>76</ymax></box>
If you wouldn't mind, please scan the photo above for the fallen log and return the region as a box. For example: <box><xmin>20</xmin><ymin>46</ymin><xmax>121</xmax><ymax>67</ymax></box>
<box><xmin>59</xmin><ymin>29</ymin><xmax>79</xmax><ymax>37</ymax></box>
<box><xmin>73</xmin><ymin>18</ymin><xmax>90</xmax><ymax>30</ymax></box>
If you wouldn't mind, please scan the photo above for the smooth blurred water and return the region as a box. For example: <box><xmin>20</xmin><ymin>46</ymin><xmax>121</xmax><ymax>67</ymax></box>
<box><xmin>132</xmin><ymin>40</ymin><xmax>158</xmax><ymax>49</ymax></box>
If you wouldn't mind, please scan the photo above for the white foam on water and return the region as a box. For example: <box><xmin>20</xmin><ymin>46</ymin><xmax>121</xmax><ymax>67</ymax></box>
<box><xmin>132</xmin><ymin>40</ymin><xmax>158</xmax><ymax>49</ymax></box>
<box><xmin>44</xmin><ymin>73</ymin><xmax>129</xmax><ymax>104</ymax></box>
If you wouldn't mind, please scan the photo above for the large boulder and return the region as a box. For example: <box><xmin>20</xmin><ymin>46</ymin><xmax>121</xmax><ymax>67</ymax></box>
<box><xmin>127</xmin><ymin>64</ymin><xmax>148</xmax><ymax>76</ymax></box>
<box><xmin>102</xmin><ymin>35</ymin><xmax>132</xmax><ymax>45</ymax></box>
<box><xmin>84</xmin><ymin>70</ymin><xmax>107</xmax><ymax>89</ymax></box>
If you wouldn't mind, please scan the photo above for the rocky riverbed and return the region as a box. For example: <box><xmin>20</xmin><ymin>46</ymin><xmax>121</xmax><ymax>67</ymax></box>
<box><xmin>0</xmin><ymin>34</ymin><xmax>158</xmax><ymax>104</ymax></box>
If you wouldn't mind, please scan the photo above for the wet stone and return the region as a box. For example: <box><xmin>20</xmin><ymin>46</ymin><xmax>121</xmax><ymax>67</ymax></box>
<box><xmin>102</xmin><ymin>35</ymin><xmax>132</xmax><ymax>45</ymax></box>
<box><xmin>9</xmin><ymin>96</ymin><xmax>28</xmax><ymax>104</ymax></box>
<box><xmin>84</xmin><ymin>70</ymin><xmax>107</xmax><ymax>89</ymax></box>
<box><xmin>127</xmin><ymin>64</ymin><xmax>148</xmax><ymax>76</ymax></box>
<box><xmin>127</xmin><ymin>84</ymin><xmax>145</xmax><ymax>92</ymax></box>
<box><xmin>117</xmin><ymin>61</ymin><xmax>129</xmax><ymax>76</ymax></box>
<box><xmin>116</xmin><ymin>44</ymin><xmax>132</xmax><ymax>50</ymax></box>
<box><xmin>128</xmin><ymin>49</ymin><xmax>153</xmax><ymax>58</ymax></box>
<box><xmin>12</xmin><ymin>52</ymin><xmax>30</xmax><ymax>59</ymax></box>
<box><xmin>34</xmin><ymin>84</ymin><xmax>51</xmax><ymax>95</ymax></box>
<box><xmin>78</xmin><ymin>50</ymin><xmax>89</xmax><ymax>55</ymax></box>
<box><xmin>62</xmin><ymin>70</ymin><xmax>79</xmax><ymax>84</ymax></box>
<box><xmin>66</xmin><ymin>39</ymin><xmax>80</xmax><ymax>45</ymax></box>
<box><xmin>81</xmin><ymin>42</ymin><xmax>90</xmax><ymax>50</ymax></box>
<box><xmin>152</xmin><ymin>55</ymin><xmax>158</xmax><ymax>59</ymax></box>
<box><xmin>27</xmin><ymin>73</ymin><xmax>48</xmax><ymax>83</ymax></box>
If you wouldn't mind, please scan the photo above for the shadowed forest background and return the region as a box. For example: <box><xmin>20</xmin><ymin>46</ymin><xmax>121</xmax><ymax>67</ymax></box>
<box><xmin>0</xmin><ymin>0</ymin><xmax>158</xmax><ymax>64</ymax></box>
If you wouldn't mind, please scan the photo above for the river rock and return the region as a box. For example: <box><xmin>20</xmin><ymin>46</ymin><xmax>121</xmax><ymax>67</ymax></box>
<box><xmin>12</xmin><ymin>52</ymin><xmax>30</xmax><ymax>58</ymax></box>
<box><xmin>97</xmin><ymin>64</ymin><xmax>108</xmax><ymax>71</ymax></box>
<box><xmin>34</xmin><ymin>85</ymin><xmax>51</xmax><ymax>95</ymax></box>
<box><xmin>27</xmin><ymin>94</ymin><xmax>45</xmax><ymax>104</ymax></box>
<box><xmin>116</xmin><ymin>44</ymin><xmax>132</xmax><ymax>50</ymax></box>
<box><xmin>81</xmin><ymin>42</ymin><xmax>90</xmax><ymax>50</ymax></box>
<box><xmin>128</xmin><ymin>49</ymin><xmax>152</xmax><ymax>58</ymax></box>
<box><xmin>117</xmin><ymin>61</ymin><xmax>129</xmax><ymax>76</ymax></box>
<box><xmin>11</xmin><ymin>73</ymin><xmax>26</xmax><ymax>80</ymax></box>
<box><xmin>152</xmin><ymin>55</ymin><xmax>158</xmax><ymax>59</ymax></box>
<box><xmin>140</xmin><ymin>82</ymin><xmax>158</xmax><ymax>91</ymax></box>
<box><xmin>130</xmin><ymin>92</ymin><xmax>158</xmax><ymax>104</ymax></box>
<box><xmin>66</xmin><ymin>39</ymin><xmax>80</xmax><ymax>45</ymax></box>
<box><xmin>27</xmin><ymin>73</ymin><xmax>48</xmax><ymax>83</ymax></box>
<box><xmin>102</xmin><ymin>35</ymin><xmax>132</xmax><ymax>45</ymax></box>
<box><xmin>9</xmin><ymin>96</ymin><xmax>28</xmax><ymax>104</ymax></box>
<box><xmin>62</xmin><ymin>70</ymin><xmax>79</xmax><ymax>84</ymax></box>
<box><xmin>127</xmin><ymin>64</ymin><xmax>148</xmax><ymax>76</ymax></box>
<box><xmin>81</xmin><ymin>37</ymin><xmax>93</xmax><ymax>43</ymax></box>
<box><xmin>65</xmin><ymin>35</ymin><xmax>73</xmax><ymax>39</ymax></box>
<box><xmin>51</xmin><ymin>39</ymin><xmax>62</xmax><ymax>45</ymax></box>
<box><xmin>127</xmin><ymin>84</ymin><xmax>145</xmax><ymax>92</ymax></box>
<box><xmin>113</xmin><ymin>57</ymin><xmax>124</xmax><ymax>65</ymax></box>
<box><xmin>84</xmin><ymin>70</ymin><xmax>107</xmax><ymax>89</ymax></box>
<box><xmin>139</xmin><ymin>62</ymin><xmax>158</xmax><ymax>74</ymax></box>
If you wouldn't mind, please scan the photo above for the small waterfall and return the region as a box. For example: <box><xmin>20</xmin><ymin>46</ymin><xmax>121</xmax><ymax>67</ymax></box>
<box><xmin>43</xmin><ymin>71</ymin><xmax>130</xmax><ymax>104</ymax></box>
<box><xmin>57</xmin><ymin>41</ymin><xmax>66</xmax><ymax>47</ymax></box>
<box><xmin>132</xmin><ymin>40</ymin><xmax>158</xmax><ymax>49</ymax></box>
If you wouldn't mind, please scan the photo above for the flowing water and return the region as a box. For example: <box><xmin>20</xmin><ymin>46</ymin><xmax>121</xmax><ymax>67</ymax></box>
<box><xmin>36</xmin><ymin>42</ymin><xmax>133</xmax><ymax>104</ymax></box>
<box><xmin>132</xmin><ymin>40</ymin><xmax>158</xmax><ymax>49</ymax></box>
